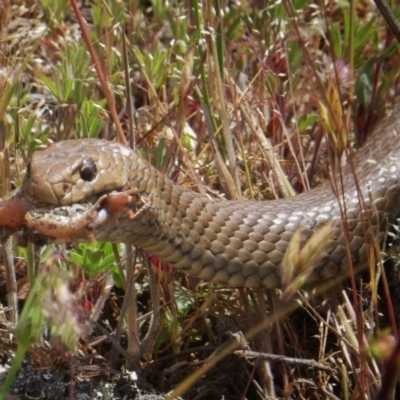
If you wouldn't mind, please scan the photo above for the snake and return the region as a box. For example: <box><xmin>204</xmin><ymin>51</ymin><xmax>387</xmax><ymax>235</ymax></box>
<box><xmin>2</xmin><ymin>106</ymin><xmax>400</xmax><ymax>288</ymax></box>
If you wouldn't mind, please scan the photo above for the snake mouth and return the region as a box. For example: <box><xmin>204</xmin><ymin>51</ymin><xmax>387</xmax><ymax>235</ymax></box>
<box><xmin>0</xmin><ymin>188</ymin><xmax>112</xmax><ymax>242</ymax></box>
<box><xmin>1</xmin><ymin>185</ymin><xmax>143</xmax><ymax>242</ymax></box>
<box><xmin>16</xmin><ymin>187</ymin><xmax>142</xmax><ymax>242</ymax></box>
<box><xmin>22</xmin><ymin>194</ymin><xmax>111</xmax><ymax>242</ymax></box>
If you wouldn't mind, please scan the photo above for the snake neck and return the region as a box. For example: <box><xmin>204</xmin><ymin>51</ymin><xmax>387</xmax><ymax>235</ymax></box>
<box><xmin>147</xmin><ymin>176</ymin><xmax>212</xmax><ymax>253</ymax></box>
<box><xmin>92</xmin><ymin>125</ymin><xmax>400</xmax><ymax>288</ymax></box>
<box><xmin>113</xmin><ymin>161</ymin><xmax>211</xmax><ymax>257</ymax></box>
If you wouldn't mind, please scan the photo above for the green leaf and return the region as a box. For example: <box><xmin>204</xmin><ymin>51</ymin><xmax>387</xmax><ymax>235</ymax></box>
<box><xmin>67</xmin><ymin>242</ymin><xmax>118</xmax><ymax>277</ymax></box>
<box><xmin>298</xmin><ymin>114</ymin><xmax>319</xmax><ymax>133</ymax></box>
<box><xmin>329</xmin><ymin>24</ymin><xmax>342</xmax><ymax>59</ymax></box>
<box><xmin>41</xmin><ymin>75</ymin><xmax>61</xmax><ymax>101</ymax></box>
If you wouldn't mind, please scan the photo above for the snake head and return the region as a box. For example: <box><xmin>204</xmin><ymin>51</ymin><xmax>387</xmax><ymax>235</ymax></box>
<box><xmin>3</xmin><ymin>139</ymin><xmax>153</xmax><ymax>242</ymax></box>
<box><xmin>21</xmin><ymin>139</ymin><xmax>133</xmax><ymax>206</ymax></box>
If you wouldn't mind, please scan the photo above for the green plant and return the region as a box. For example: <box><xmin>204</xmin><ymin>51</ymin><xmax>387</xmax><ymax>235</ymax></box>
<box><xmin>67</xmin><ymin>241</ymin><xmax>119</xmax><ymax>278</ymax></box>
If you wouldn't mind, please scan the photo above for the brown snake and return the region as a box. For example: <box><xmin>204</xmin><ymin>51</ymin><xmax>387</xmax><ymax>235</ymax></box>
<box><xmin>2</xmin><ymin>107</ymin><xmax>400</xmax><ymax>288</ymax></box>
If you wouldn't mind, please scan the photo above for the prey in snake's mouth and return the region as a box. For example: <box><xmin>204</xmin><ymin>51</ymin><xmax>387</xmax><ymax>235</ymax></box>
<box><xmin>24</xmin><ymin>187</ymin><xmax>149</xmax><ymax>242</ymax></box>
<box><xmin>0</xmin><ymin>184</ymin><xmax>146</xmax><ymax>243</ymax></box>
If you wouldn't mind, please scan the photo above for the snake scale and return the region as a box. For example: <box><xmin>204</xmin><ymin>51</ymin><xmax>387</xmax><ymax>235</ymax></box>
<box><xmin>3</xmin><ymin>106</ymin><xmax>400</xmax><ymax>288</ymax></box>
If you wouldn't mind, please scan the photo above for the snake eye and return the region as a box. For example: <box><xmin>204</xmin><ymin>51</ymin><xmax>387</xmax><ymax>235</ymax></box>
<box><xmin>80</xmin><ymin>157</ymin><xmax>97</xmax><ymax>181</ymax></box>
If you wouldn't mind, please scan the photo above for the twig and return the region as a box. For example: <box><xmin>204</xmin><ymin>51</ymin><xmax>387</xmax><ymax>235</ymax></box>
<box><xmin>69</xmin><ymin>0</ymin><xmax>126</xmax><ymax>145</ymax></box>
<box><xmin>235</xmin><ymin>350</ymin><xmax>337</xmax><ymax>375</ymax></box>
<box><xmin>374</xmin><ymin>0</ymin><xmax>400</xmax><ymax>44</ymax></box>
<box><xmin>139</xmin><ymin>253</ymin><xmax>160</xmax><ymax>358</ymax></box>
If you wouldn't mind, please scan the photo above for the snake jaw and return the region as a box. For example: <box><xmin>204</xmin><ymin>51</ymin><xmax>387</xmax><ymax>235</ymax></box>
<box><xmin>20</xmin><ymin>188</ymin><xmax>147</xmax><ymax>242</ymax></box>
<box><xmin>0</xmin><ymin>179</ymin><xmax>144</xmax><ymax>243</ymax></box>
<box><xmin>23</xmin><ymin>194</ymin><xmax>111</xmax><ymax>242</ymax></box>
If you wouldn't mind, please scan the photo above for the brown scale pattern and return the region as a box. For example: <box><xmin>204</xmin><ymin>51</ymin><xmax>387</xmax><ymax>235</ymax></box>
<box><xmin>19</xmin><ymin>106</ymin><xmax>400</xmax><ymax>288</ymax></box>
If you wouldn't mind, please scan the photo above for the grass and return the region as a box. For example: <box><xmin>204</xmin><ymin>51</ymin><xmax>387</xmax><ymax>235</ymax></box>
<box><xmin>1</xmin><ymin>0</ymin><xmax>400</xmax><ymax>399</ymax></box>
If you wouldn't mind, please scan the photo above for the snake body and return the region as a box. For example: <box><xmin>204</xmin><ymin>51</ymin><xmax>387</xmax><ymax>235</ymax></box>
<box><xmin>16</xmin><ymin>108</ymin><xmax>400</xmax><ymax>288</ymax></box>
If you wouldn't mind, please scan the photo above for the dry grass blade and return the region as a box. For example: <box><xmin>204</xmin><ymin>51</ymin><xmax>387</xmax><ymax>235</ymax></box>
<box><xmin>282</xmin><ymin>224</ymin><xmax>332</xmax><ymax>299</ymax></box>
